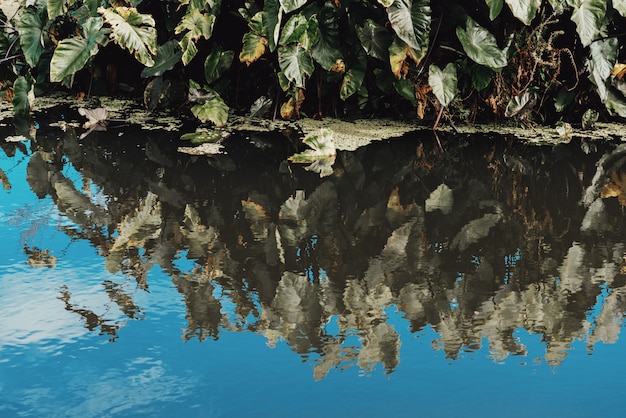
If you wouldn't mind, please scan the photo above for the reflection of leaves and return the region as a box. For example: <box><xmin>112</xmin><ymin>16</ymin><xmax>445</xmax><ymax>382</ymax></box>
<box><xmin>180</xmin><ymin>204</ymin><xmax>218</xmax><ymax>258</ymax></box>
<box><xmin>59</xmin><ymin>285</ymin><xmax>120</xmax><ymax>340</ymax></box>
<box><xmin>0</xmin><ymin>167</ymin><xmax>10</xmax><ymax>190</ymax></box>
<box><xmin>272</xmin><ymin>272</ymin><xmax>321</xmax><ymax>324</ymax></box>
<box><xmin>24</xmin><ymin>246</ymin><xmax>57</xmax><ymax>268</ymax></box>
<box><xmin>288</xmin><ymin>128</ymin><xmax>336</xmax><ymax>163</ymax></box>
<box><xmin>601</xmin><ymin>170</ymin><xmax>626</xmax><ymax>207</ymax></box>
<box><xmin>241</xmin><ymin>195</ymin><xmax>270</xmax><ymax>240</ymax></box>
<box><xmin>451</xmin><ymin>212</ymin><xmax>502</xmax><ymax>251</ymax></box>
<box><xmin>303</xmin><ymin>155</ymin><xmax>335</xmax><ymax>178</ymax></box>
<box><xmin>581</xmin><ymin>198</ymin><xmax>608</xmax><ymax>233</ymax></box>
<box><xmin>26</xmin><ymin>152</ymin><xmax>51</xmax><ymax>198</ymax></box>
<box><xmin>425</xmin><ymin>183</ymin><xmax>453</xmax><ymax>214</ymax></box>
<box><xmin>180</xmin><ymin>128</ymin><xmax>229</xmax><ymax>145</ymax></box>
<box><xmin>103</xmin><ymin>280</ymin><xmax>144</xmax><ymax>319</ymax></box>
<box><xmin>107</xmin><ymin>193</ymin><xmax>162</xmax><ymax>273</ymax></box>
<box><xmin>78</xmin><ymin>107</ymin><xmax>109</xmax><ymax>140</ymax></box>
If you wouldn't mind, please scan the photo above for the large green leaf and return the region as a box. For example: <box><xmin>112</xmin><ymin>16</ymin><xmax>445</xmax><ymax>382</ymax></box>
<box><xmin>340</xmin><ymin>50</ymin><xmax>366</xmax><ymax>100</ymax></box>
<box><xmin>486</xmin><ymin>0</ymin><xmax>503</xmax><ymax>20</ymax></box>
<box><xmin>356</xmin><ymin>19</ymin><xmax>392</xmax><ymax>61</ymax></box>
<box><xmin>174</xmin><ymin>9</ymin><xmax>215</xmax><ymax>41</ymax></box>
<box><xmin>505</xmin><ymin>0</ymin><xmax>541</xmax><ymax>25</ymax></box>
<box><xmin>12</xmin><ymin>76</ymin><xmax>33</xmax><ymax>116</ymax></box>
<box><xmin>204</xmin><ymin>48</ymin><xmax>234</xmax><ymax>84</ymax></box>
<box><xmin>428</xmin><ymin>63</ymin><xmax>457</xmax><ymax>107</ymax></box>
<box><xmin>17</xmin><ymin>5</ymin><xmax>47</xmax><ymax>68</ymax></box>
<box><xmin>278</xmin><ymin>14</ymin><xmax>308</xmax><ymax>46</ymax></box>
<box><xmin>279</xmin><ymin>0</ymin><xmax>307</xmax><ymax>13</ymax></box>
<box><xmin>141</xmin><ymin>40</ymin><xmax>182</xmax><ymax>78</ymax></box>
<box><xmin>262</xmin><ymin>0</ymin><xmax>282</xmax><ymax>52</ymax></box>
<box><xmin>278</xmin><ymin>43</ymin><xmax>314</xmax><ymax>88</ymax></box>
<box><xmin>588</xmin><ymin>38</ymin><xmax>618</xmax><ymax>101</ymax></box>
<box><xmin>191</xmin><ymin>94</ymin><xmax>229</xmax><ymax>127</ymax></box>
<box><xmin>50</xmin><ymin>17</ymin><xmax>109</xmax><ymax>83</ymax></box>
<box><xmin>386</xmin><ymin>0</ymin><xmax>430</xmax><ymax>55</ymax></box>
<box><xmin>48</xmin><ymin>0</ymin><xmax>66</xmax><ymax>19</ymax></box>
<box><xmin>570</xmin><ymin>0</ymin><xmax>606</xmax><ymax>47</ymax></box>
<box><xmin>311</xmin><ymin>4</ymin><xmax>343</xmax><ymax>71</ymax></box>
<box><xmin>99</xmin><ymin>6</ymin><xmax>157</xmax><ymax>66</ymax></box>
<box><xmin>456</xmin><ymin>17</ymin><xmax>507</xmax><ymax>70</ymax></box>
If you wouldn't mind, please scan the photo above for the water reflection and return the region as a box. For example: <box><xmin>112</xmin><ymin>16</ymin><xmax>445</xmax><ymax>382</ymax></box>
<box><xmin>4</xmin><ymin>121</ymin><xmax>626</xmax><ymax>378</ymax></box>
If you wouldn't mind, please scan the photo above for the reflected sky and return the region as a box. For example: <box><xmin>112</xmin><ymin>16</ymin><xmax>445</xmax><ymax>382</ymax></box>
<box><xmin>2</xmin><ymin>125</ymin><xmax>626</xmax><ymax>417</ymax></box>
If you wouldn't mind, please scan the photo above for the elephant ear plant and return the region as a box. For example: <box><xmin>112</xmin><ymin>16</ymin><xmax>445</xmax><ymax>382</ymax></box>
<box><xmin>4</xmin><ymin>0</ymin><xmax>626</xmax><ymax>131</ymax></box>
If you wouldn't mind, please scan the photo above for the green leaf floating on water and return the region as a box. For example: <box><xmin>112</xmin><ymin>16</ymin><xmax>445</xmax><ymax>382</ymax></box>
<box><xmin>289</xmin><ymin>128</ymin><xmax>336</xmax><ymax>177</ymax></box>
<box><xmin>180</xmin><ymin>128</ymin><xmax>228</xmax><ymax>145</ymax></box>
<box><xmin>289</xmin><ymin>128</ymin><xmax>336</xmax><ymax>163</ymax></box>
<box><xmin>190</xmin><ymin>87</ymin><xmax>229</xmax><ymax>127</ymax></box>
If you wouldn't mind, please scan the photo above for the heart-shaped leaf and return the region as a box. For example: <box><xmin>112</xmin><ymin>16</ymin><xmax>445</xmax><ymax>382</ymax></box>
<box><xmin>386</xmin><ymin>0</ymin><xmax>430</xmax><ymax>57</ymax></box>
<box><xmin>17</xmin><ymin>5</ymin><xmax>47</xmax><ymax>68</ymax></box>
<box><xmin>570</xmin><ymin>0</ymin><xmax>606</xmax><ymax>47</ymax></box>
<box><xmin>278</xmin><ymin>43</ymin><xmax>314</xmax><ymax>88</ymax></box>
<box><xmin>456</xmin><ymin>17</ymin><xmax>507</xmax><ymax>70</ymax></box>
<box><xmin>429</xmin><ymin>63</ymin><xmax>457</xmax><ymax>107</ymax></box>
<box><xmin>357</xmin><ymin>19</ymin><xmax>393</xmax><ymax>61</ymax></box>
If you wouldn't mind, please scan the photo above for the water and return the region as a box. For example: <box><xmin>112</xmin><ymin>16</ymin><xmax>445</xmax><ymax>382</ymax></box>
<box><xmin>2</xmin><ymin>117</ymin><xmax>626</xmax><ymax>417</ymax></box>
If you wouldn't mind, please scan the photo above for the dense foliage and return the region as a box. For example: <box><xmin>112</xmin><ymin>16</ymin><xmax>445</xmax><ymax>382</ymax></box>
<box><xmin>3</xmin><ymin>0</ymin><xmax>626</xmax><ymax>127</ymax></box>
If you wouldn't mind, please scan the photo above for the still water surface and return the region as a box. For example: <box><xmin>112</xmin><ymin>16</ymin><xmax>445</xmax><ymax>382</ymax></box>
<box><xmin>1</xmin><ymin>120</ymin><xmax>626</xmax><ymax>417</ymax></box>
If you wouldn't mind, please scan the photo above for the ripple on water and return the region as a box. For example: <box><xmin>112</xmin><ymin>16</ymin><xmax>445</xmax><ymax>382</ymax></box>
<box><xmin>0</xmin><ymin>265</ymin><xmax>124</xmax><ymax>350</ymax></box>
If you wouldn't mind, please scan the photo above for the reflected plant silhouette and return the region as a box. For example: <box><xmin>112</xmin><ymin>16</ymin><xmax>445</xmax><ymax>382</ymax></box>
<box><xmin>12</xmin><ymin>122</ymin><xmax>626</xmax><ymax>376</ymax></box>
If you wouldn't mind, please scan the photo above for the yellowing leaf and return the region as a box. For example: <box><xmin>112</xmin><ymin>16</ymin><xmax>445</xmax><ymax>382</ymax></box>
<box><xmin>601</xmin><ymin>170</ymin><xmax>626</xmax><ymax>206</ymax></box>
<box><xmin>612</xmin><ymin>63</ymin><xmax>626</xmax><ymax>80</ymax></box>
<box><xmin>239</xmin><ymin>32</ymin><xmax>268</xmax><ymax>66</ymax></box>
<box><xmin>389</xmin><ymin>37</ymin><xmax>418</xmax><ymax>79</ymax></box>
